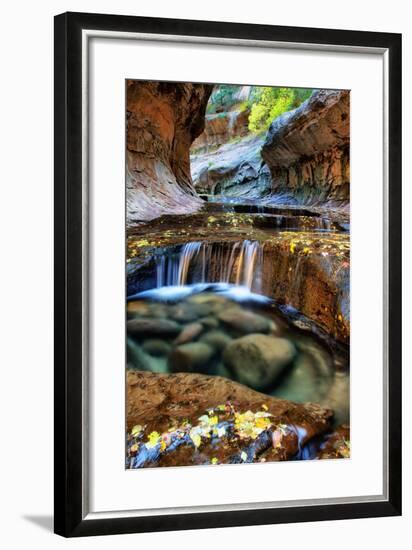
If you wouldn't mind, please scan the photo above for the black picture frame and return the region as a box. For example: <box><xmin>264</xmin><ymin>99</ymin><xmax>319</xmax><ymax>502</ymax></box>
<box><xmin>54</xmin><ymin>11</ymin><xmax>402</xmax><ymax>537</ymax></box>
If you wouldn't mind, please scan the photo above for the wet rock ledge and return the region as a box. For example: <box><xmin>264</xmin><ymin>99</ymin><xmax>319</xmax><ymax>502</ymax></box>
<box><xmin>126</xmin><ymin>370</ymin><xmax>334</xmax><ymax>468</ymax></box>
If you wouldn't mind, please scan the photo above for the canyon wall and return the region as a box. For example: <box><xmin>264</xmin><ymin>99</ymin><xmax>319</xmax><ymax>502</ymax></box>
<box><xmin>126</xmin><ymin>81</ymin><xmax>213</xmax><ymax>224</ymax></box>
<box><xmin>191</xmin><ymin>132</ymin><xmax>271</xmax><ymax>198</ymax></box>
<box><xmin>191</xmin><ymin>109</ymin><xmax>250</xmax><ymax>151</ymax></box>
<box><xmin>190</xmin><ymin>87</ymin><xmax>272</xmax><ymax>199</ymax></box>
<box><xmin>261</xmin><ymin>90</ymin><xmax>350</xmax><ymax>206</ymax></box>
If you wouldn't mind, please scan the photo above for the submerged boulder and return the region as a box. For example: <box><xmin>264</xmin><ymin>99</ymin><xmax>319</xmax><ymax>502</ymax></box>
<box><xmin>127</xmin><ymin>338</ymin><xmax>153</xmax><ymax>371</ymax></box>
<box><xmin>223</xmin><ymin>334</ymin><xmax>296</xmax><ymax>390</ymax></box>
<box><xmin>142</xmin><ymin>339</ymin><xmax>171</xmax><ymax>357</ymax></box>
<box><xmin>174</xmin><ymin>322</ymin><xmax>204</xmax><ymax>345</ymax></box>
<box><xmin>218</xmin><ymin>308</ymin><xmax>270</xmax><ymax>334</ymax></box>
<box><xmin>127</xmin><ymin>317</ymin><xmax>181</xmax><ymax>337</ymax></box>
<box><xmin>168</xmin><ymin>342</ymin><xmax>214</xmax><ymax>373</ymax></box>
<box><xmin>198</xmin><ymin>316</ymin><xmax>220</xmax><ymax>329</ymax></box>
<box><xmin>199</xmin><ymin>329</ymin><xmax>232</xmax><ymax>353</ymax></box>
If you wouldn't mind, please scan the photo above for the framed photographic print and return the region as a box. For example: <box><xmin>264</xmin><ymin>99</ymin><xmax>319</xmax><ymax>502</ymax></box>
<box><xmin>54</xmin><ymin>12</ymin><xmax>402</xmax><ymax>537</ymax></box>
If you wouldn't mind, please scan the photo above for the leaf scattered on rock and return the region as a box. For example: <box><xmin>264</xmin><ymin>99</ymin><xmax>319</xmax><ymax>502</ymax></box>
<box><xmin>126</xmin><ymin>401</ymin><xmax>326</xmax><ymax>468</ymax></box>
<box><xmin>146</xmin><ymin>431</ymin><xmax>161</xmax><ymax>448</ymax></box>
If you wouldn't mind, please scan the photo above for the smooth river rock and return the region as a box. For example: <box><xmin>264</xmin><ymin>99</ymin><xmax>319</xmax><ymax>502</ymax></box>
<box><xmin>168</xmin><ymin>342</ymin><xmax>214</xmax><ymax>373</ymax></box>
<box><xmin>127</xmin><ymin>317</ymin><xmax>181</xmax><ymax>337</ymax></box>
<box><xmin>218</xmin><ymin>308</ymin><xmax>270</xmax><ymax>334</ymax></box>
<box><xmin>127</xmin><ymin>338</ymin><xmax>152</xmax><ymax>371</ymax></box>
<box><xmin>198</xmin><ymin>316</ymin><xmax>220</xmax><ymax>329</ymax></box>
<box><xmin>170</xmin><ymin>305</ymin><xmax>199</xmax><ymax>323</ymax></box>
<box><xmin>174</xmin><ymin>322</ymin><xmax>204</xmax><ymax>345</ymax></box>
<box><xmin>199</xmin><ymin>330</ymin><xmax>232</xmax><ymax>353</ymax></box>
<box><xmin>223</xmin><ymin>334</ymin><xmax>296</xmax><ymax>390</ymax></box>
<box><xmin>142</xmin><ymin>339</ymin><xmax>172</xmax><ymax>357</ymax></box>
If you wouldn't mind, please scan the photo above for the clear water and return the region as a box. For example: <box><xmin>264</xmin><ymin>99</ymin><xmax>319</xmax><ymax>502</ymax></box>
<box><xmin>127</xmin><ymin>282</ymin><xmax>349</xmax><ymax>426</ymax></box>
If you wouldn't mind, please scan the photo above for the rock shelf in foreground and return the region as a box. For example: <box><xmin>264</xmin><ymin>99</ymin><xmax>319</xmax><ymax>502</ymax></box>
<box><xmin>126</xmin><ymin>371</ymin><xmax>334</xmax><ymax>468</ymax></box>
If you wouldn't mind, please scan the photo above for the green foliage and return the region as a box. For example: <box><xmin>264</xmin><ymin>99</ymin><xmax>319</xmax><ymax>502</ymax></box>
<box><xmin>248</xmin><ymin>87</ymin><xmax>312</xmax><ymax>133</ymax></box>
<box><xmin>204</xmin><ymin>84</ymin><xmax>313</xmax><ymax>132</ymax></box>
<box><xmin>237</xmin><ymin>100</ymin><xmax>249</xmax><ymax>113</ymax></box>
<box><xmin>207</xmin><ymin>85</ymin><xmax>238</xmax><ymax>113</ymax></box>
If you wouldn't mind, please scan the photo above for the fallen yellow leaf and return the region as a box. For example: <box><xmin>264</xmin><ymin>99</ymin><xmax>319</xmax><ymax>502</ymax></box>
<box><xmin>190</xmin><ymin>433</ymin><xmax>201</xmax><ymax>448</ymax></box>
<box><xmin>146</xmin><ymin>431</ymin><xmax>161</xmax><ymax>448</ymax></box>
<box><xmin>131</xmin><ymin>425</ymin><xmax>143</xmax><ymax>437</ymax></box>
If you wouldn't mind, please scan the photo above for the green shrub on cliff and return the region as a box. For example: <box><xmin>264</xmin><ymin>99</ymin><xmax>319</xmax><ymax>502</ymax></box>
<box><xmin>207</xmin><ymin>85</ymin><xmax>238</xmax><ymax>113</ymax></box>
<box><xmin>248</xmin><ymin>87</ymin><xmax>312</xmax><ymax>133</ymax></box>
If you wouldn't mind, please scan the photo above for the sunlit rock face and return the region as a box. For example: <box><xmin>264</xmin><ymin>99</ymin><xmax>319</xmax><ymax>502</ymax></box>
<box><xmin>191</xmin><ymin>109</ymin><xmax>250</xmax><ymax>151</ymax></box>
<box><xmin>190</xmin><ymin>87</ymin><xmax>272</xmax><ymax>199</ymax></box>
<box><xmin>261</xmin><ymin>90</ymin><xmax>350</xmax><ymax>206</ymax></box>
<box><xmin>126</xmin><ymin>81</ymin><xmax>213</xmax><ymax>225</ymax></box>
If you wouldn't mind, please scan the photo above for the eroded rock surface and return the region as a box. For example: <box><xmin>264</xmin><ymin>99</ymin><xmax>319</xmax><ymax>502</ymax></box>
<box><xmin>190</xmin><ymin>88</ymin><xmax>271</xmax><ymax>199</ymax></box>
<box><xmin>191</xmin><ymin>110</ymin><xmax>250</xmax><ymax>151</ymax></box>
<box><xmin>317</xmin><ymin>425</ymin><xmax>350</xmax><ymax>459</ymax></box>
<box><xmin>126</xmin><ymin>81</ymin><xmax>213</xmax><ymax>224</ymax></box>
<box><xmin>261</xmin><ymin>90</ymin><xmax>350</xmax><ymax>206</ymax></box>
<box><xmin>191</xmin><ymin>134</ymin><xmax>271</xmax><ymax>198</ymax></box>
<box><xmin>260</xmin><ymin>232</ymin><xmax>350</xmax><ymax>344</ymax></box>
<box><xmin>126</xmin><ymin>370</ymin><xmax>333</xmax><ymax>467</ymax></box>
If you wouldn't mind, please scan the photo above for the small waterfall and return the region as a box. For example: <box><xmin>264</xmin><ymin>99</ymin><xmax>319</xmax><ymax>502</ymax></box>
<box><xmin>154</xmin><ymin>240</ymin><xmax>263</xmax><ymax>291</ymax></box>
<box><xmin>227</xmin><ymin>111</ymin><xmax>238</xmax><ymax>134</ymax></box>
<box><xmin>223</xmin><ymin>242</ymin><xmax>240</xmax><ymax>283</ymax></box>
<box><xmin>235</xmin><ymin>240</ymin><xmax>263</xmax><ymax>290</ymax></box>
<box><xmin>156</xmin><ymin>256</ymin><xmax>165</xmax><ymax>288</ymax></box>
<box><xmin>177</xmin><ymin>242</ymin><xmax>202</xmax><ymax>285</ymax></box>
<box><xmin>290</xmin><ymin>256</ymin><xmax>305</xmax><ymax>298</ymax></box>
<box><xmin>155</xmin><ymin>254</ymin><xmax>179</xmax><ymax>287</ymax></box>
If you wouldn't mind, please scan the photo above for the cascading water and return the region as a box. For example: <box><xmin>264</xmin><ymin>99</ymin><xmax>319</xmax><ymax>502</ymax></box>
<box><xmin>177</xmin><ymin>242</ymin><xmax>203</xmax><ymax>285</ymax></box>
<box><xmin>227</xmin><ymin>110</ymin><xmax>238</xmax><ymax>133</ymax></box>
<box><xmin>235</xmin><ymin>240</ymin><xmax>263</xmax><ymax>290</ymax></box>
<box><xmin>154</xmin><ymin>240</ymin><xmax>263</xmax><ymax>292</ymax></box>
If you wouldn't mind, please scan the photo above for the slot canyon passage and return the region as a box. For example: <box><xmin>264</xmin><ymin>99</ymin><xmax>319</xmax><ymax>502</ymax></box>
<box><xmin>126</xmin><ymin>81</ymin><xmax>350</xmax><ymax>468</ymax></box>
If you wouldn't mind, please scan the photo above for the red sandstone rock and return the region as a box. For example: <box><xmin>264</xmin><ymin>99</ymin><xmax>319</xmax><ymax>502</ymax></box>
<box><xmin>126</xmin><ymin>371</ymin><xmax>333</xmax><ymax>467</ymax></box>
<box><xmin>126</xmin><ymin>81</ymin><xmax>213</xmax><ymax>224</ymax></box>
<box><xmin>191</xmin><ymin>109</ymin><xmax>250</xmax><ymax>151</ymax></box>
<box><xmin>317</xmin><ymin>425</ymin><xmax>350</xmax><ymax>459</ymax></box>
